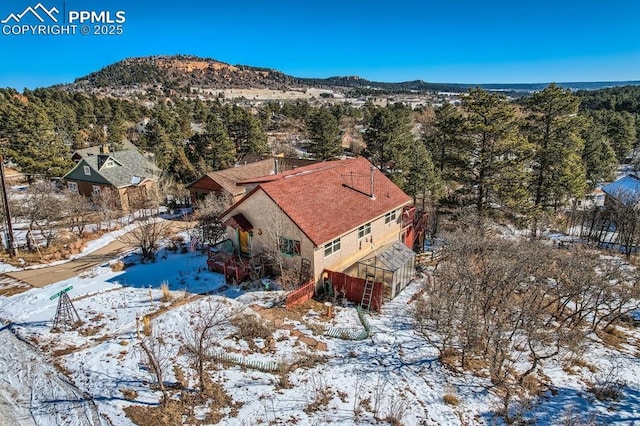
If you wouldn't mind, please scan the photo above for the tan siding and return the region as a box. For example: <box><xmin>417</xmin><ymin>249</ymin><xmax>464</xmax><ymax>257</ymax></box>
<box><xmin>313</xmin><ymin>209</ymin><xmax>404</xmax><ymax>278</ymax></box>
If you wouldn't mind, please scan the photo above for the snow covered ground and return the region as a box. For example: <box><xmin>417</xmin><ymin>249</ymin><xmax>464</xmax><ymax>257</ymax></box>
<box><xmin>0</xmin><ymin>232</ymin><xmax>640</xmax><ymax>425</ymax></box>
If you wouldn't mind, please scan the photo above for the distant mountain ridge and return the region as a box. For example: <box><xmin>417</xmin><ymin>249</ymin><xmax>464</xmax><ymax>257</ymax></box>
<box><xmin>68</xmin><ymin>54</ymin><xmax>640</xmax><ymax>94</ymax></box>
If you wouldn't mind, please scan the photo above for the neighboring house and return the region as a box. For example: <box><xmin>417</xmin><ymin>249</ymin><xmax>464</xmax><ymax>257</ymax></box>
<box><xmin>71</xmin><ymin>140</ymin><xmax>138</xmax><ymax>163</ymax></box>
<box><xmin>62</xmin><ymin>145</ymin><xmax>161</xmax><ymax>210</ymax></box>
<box><xmin>220</xmin><ymin>157</ymin><xmax>416</xmax><ymax>297</ymax></box>
<box><xmin>186</xmin><ymin>157</ymin><xmax>317</xmax><ymax>205</ymax></box>
<box><xmin>601</xmin><ymin>174</ymin><xmax>640</xmax><ymax>207</ymax></box>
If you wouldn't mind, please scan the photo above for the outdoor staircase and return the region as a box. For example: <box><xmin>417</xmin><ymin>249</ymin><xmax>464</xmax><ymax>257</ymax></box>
<box><xmin>360</xmin><ymin>274</ymin><xmax>375</xmax><ymax>311</ymax></box>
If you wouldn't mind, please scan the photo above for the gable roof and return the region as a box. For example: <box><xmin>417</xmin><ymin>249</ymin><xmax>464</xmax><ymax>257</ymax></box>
<box><xmin>187</xmin><ymin>158</ymin><xmax>278</xmax><ymax>197</ymax></box>
<box><xmin>63</xmin><ymin>150</ymin><xmax>160</xmax><ymax>188</ymax></box>
<box><xmin>602</xmin><ymin>174</ymin><xmax>640</xmax><ymax>206</ymax></box>
<box><xmin>187</xmin><ymin>157</ymin><xmax>320</xmax><ymax>197</ymax></box>
<box><xmin>72</xmin><ymin>140</ymin><xmax>137</xmax><ymax>159</ymax></box>
<box><xmin>226</xmin><ymin>157</ymin><xmax>412</xmax><ymax>246</ymax></box>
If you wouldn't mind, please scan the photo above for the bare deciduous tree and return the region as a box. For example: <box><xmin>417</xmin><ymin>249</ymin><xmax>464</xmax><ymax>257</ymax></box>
<box><xmin>183</xmin><ymin>299</ymin><xmax>244</xmax><ymax>394</ymax></box>
<box><xmin>16</xmin><ymin>182</ymin><xmax>63</xmax><ymax>248</ymax></box>
<box><xmin>93</xmin><ymin>188</ymin><xmax>121</xmax><ymax>231</ymax></box>
<box><xmin>260</xmin><ymin>205</ymin><xmax>304</xmax><ymax>290</ymax></box>
<box><xmin>413</xmin><ymin>225</ymin><xmax>638</xmax><ymax>421</ymax></box>
<box><xmin>194</xmin><ymin>193</ymin><xmax>231</xmax><ymax>246</ymax></box>
<box><xmin>120</xmin><ymin>217</ymin><xmax>171</xmax><ymax>261</ymax></box>
<box><xmin>138</xmin><ymin>332</ymin><xmax>169</xmax><ymax>404</ymax></box>
<box><xmin>62</xmin><ymin>190</ymin><xmax>93</xmax><ymax>237</ymax></box>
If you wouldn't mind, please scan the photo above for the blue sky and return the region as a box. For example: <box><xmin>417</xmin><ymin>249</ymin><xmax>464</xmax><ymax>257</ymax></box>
<box><xmin>0</xmin><ymin>0</ymin><xmax>638</xmax><ymax>90</ymax></box>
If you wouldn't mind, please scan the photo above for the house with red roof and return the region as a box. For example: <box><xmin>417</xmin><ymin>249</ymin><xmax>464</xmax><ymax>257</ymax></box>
<box><xmin>186</xmin><ymin>157</ymin><xmax>317</xmax><ymax>205</ymax></box>
<box><xmin>219</xmin><ymin>157</ymin><xmax>417</xmax><ymax>298</ymax></box>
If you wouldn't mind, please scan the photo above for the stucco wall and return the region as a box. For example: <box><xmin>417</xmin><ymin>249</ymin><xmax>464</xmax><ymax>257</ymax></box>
<box><xmin>224</xmin><ymin>190</ymin><xmax>315</xmax><ymax>273</ymax></box>
<box><xmin>226</xmin><ymin>190</ymin><xmax>408</xmax><ymax>283</ymax></box>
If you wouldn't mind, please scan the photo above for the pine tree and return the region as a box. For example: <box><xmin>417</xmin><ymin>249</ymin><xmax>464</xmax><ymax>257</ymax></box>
<box><xmin>194</xmin><ymin>114</ymin><xmax>236</xmax><ymax>171</ymax></box>
<box><xmin>580</xmin><ymin>116</ymin><xmax>617</xmax><ymax>189</ymax></box>
<box><xmin>224</xmin><ymin>106</ymin><xmax>268</xmax><ymax>157</ymax></box>
<box><xmin>424</xmin><ymin>102</ymin><xmax>468</xmax><ymax>182</ymax></box>
<box><xmin>462</xmin><ymin>88</ymin><xmax>529</xmax><ymax>216</ymax></box>
<box><xmin>363</xmin><ymin>104</ymin><xmax>413</xmax><ymax>185</ymax></box>
<box><xmin>307</xmin><ymin>106</ymin><xmax>342</xmax><ymax>160</ymax></box>
<box><xmin>525</xmin><ymin>84</ymin><xmax>587</xmax><ymax>216</ymax></box>
<box><xmin>405</xmin><ymin>141</ymin><xmax>442</xmax><ymax>207</ymax></box>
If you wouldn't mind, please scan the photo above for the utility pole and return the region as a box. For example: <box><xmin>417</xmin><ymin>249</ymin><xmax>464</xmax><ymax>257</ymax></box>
<box><xmin>0</xmin><ymin>139</ymin><xmax>16</xmax><ymax>257</ymax></box>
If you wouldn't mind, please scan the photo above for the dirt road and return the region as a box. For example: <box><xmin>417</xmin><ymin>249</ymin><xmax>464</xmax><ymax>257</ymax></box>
<box><xmin>3</xmin><ymin>219</ymin><xmax>196</xmax><ymax>289</ymax></box>
<box><xmin>5</xmin><ymin>239</ymin><xmax>130</xmax><ymax>288</ymax></box>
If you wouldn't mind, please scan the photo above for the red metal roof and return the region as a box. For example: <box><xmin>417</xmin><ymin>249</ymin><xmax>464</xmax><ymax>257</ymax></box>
<box><xmin>236</xmin><ymin>157</ymin><xmax>411</xmax><ymax>246</ymax></box>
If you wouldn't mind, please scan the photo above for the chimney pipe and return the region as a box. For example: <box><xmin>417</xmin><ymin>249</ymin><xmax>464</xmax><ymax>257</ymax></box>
<box><xmin>370</xmin><ymin>166</ymin><xmax>376</xmax><ymax>200</ymax></box>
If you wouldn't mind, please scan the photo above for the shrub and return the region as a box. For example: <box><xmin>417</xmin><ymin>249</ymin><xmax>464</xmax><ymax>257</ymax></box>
<box><xmin>110</xmin><ymin>261</ymin><xmax>125</xmax><ymax>272</ymax></box>
<box><xmin>231</xmin><ymin>314</ymin><xmax>275</xmax><ymax>341</ymax></box>
<box><xmin>121</xmin><ymin>388</ymin><xmax>138</xmax><ymax>400</ymax></box>
<box><xmin>443</xmin><ymin>393</ymin><xmax>459</xmax><ymax>406</ymax></box>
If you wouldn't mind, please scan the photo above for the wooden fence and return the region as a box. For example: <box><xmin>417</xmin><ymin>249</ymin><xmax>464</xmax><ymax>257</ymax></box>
<box><xmin>324</xmin><ymin>270</ymin><xmax>384</xmax><ymax>312</ymax></box>
<box><xmin>285</xmin><ymin>279</ymin><xmax>315</xmax><ymax>309</ymax></box>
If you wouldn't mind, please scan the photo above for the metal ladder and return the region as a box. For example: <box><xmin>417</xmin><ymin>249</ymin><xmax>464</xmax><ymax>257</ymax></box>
<box><xmin>360</xmin><ymin>274</ymin><xmax>375</xmax><ymax>311</ymax></box>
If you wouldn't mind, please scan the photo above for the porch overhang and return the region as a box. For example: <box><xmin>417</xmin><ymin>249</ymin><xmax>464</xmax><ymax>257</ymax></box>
<box><xmin>224</xmin><ymin>213</ymin><xmax>253</xmax><ymax>232</ymax></box>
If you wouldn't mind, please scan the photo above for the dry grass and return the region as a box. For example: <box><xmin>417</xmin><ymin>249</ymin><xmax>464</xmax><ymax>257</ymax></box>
<box><xmin>439</xmin><ymin>348</ymin><xmax>460</xmax><ymax>370</ymax></box>
<box><xmin>173</xmin><ymin>365</ymin><xmax>188</xmax><ymax>389</ymax></box>
<box><xmin>597</xmin><ymin>326</ymin><xmax>627</xmax><ymax>348</ymax></box>
<box><xmin>303</xmin><ymin>376</ymin><xmax>333</xmax><ymax>414</ymax></box>
<box><xmin>52</xmin><ymin>344</ymin><xmax>88</xmax><ymax>357</ymax></box>
<box><xmin>231</xmin><ymin>314</ymin><xmax>276</xmax><ymax>341</ymax></box>
<box><xmin>142</xmin><ymin>316</ymin><xmax>152</xmax><ymax>337</ymax></box>
<box><xmin>110</xmin><ymin>261</ymin><xmax>125</xmax><ymax>272</ymax></box>
<box><xmin>124</xmin><ymin>380</ymin><xmax>238</xmax><ymax>426</ymax></box>
<box><xmin>121</xmin><ymin>388</ymin><xmax>138</xmax><ymax>401</ymax></box>
<box><xmin>274</xmin><ymin>363</ymin><xmax>293</xmax><ymax>390</ymax></box>
<box><xmin>443</xmin><ymin>393</ymin><xmax>459</xmax><ymax>406</ymax></box>
<box><xmin>123</xmin><ymin>399</ymin><xmax>185</xmax><ymax>426</ymax></box>
<box><xmin>571</xmin><ymin>358</ymin><xmax>598</xmax><ymax>373</ymax></box>
<box><xmin>160</xmin><ymin>281</ymin><xmax>171</xmax><ymax>302</ymax></box>
<box><xmin>521</xmin><ymin>374</ymin><xmax>546</xmax><ymax>397</ymax></box>
<box><xmin>293</xmin><ymin>353</ymin><xmax>329</xmax><ymax>370</ymax></box>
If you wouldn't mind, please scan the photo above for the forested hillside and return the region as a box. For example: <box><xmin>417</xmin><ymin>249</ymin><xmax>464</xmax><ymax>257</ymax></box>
<box><xmin>0</xmin><ymin>80</ymin><xmax>638</xmax><ymax>230</ymax></box>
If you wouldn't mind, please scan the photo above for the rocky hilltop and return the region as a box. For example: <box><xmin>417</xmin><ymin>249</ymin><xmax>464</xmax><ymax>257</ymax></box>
<box><xmin>71</xmin><ymin>55</ymin><xmax>298</xmax><ymax>91</ymax></box>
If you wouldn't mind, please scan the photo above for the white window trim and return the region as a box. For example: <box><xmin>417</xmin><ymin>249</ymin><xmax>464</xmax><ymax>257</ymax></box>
<box><xmin>357</xmin><ymin>222</ymin><xmax>371</xmax><ymax>239</ymax></box>
<box><xmin>83</xmin><ymin>165</ymin><xmax>91</xmax><ymax>176</ymax></box>
<box><xmin>67</xmin><ymin>182</ymin><xmax>78</xmax><ymax>193</ymax></box>
<box><xmin>92</xmin><ymin>185</ymin><xmax>101</xmax><ymax>196</ymax></box>
<box><xmin>324</xmin><ymin>238</ymin><xmax>341</xmax><ymax>257</ymax></box>
<box><xmin>385</xmin><ymin>210</ymin><xmax>397</xmax><ymax>225</ymax></box>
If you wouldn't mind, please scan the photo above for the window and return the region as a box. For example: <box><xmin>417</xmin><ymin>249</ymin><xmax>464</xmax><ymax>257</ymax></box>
<box><xmin>67</xmin><ymin>182</ymin><xmax>78</xmax><ymax>193</ymax></box>
<box><xmin>83</xmin><ymin>165</ymin><xmax>91</xmax><ymax>176</ymax></box>
<box><xmin>357</xmin><ymin>222</ymin><xmax>371</xmax><ymax>239</ymax></box>
<box><xmin>279</xmin><ymin>237</ymin><xmax>301</xmax><ymax>256</ymax></box>
<box><xmin>92</xmin><ymin>185</ymin><xmax>101</xmax><ymax>196</ymax></box>
<box><xmin>104</xmin><ymin>160</ymin><xmax>114</xmax><ymax>168</ymax></box>
<box><xmin>324</xmin><ymin>238</ymin><xmax>341</xmax><ymax>257</ymax></box>
<box><xmin>385</xmin><ymin>210</ymin><xmax>397</xmax><ymax>225</ymax></box>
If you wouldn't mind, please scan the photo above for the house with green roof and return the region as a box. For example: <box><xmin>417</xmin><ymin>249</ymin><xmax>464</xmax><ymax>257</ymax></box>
<box><xmin>62</xmin><ymin>145</ymin><xmax>161</xmax><ymax>210</ymax></box>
